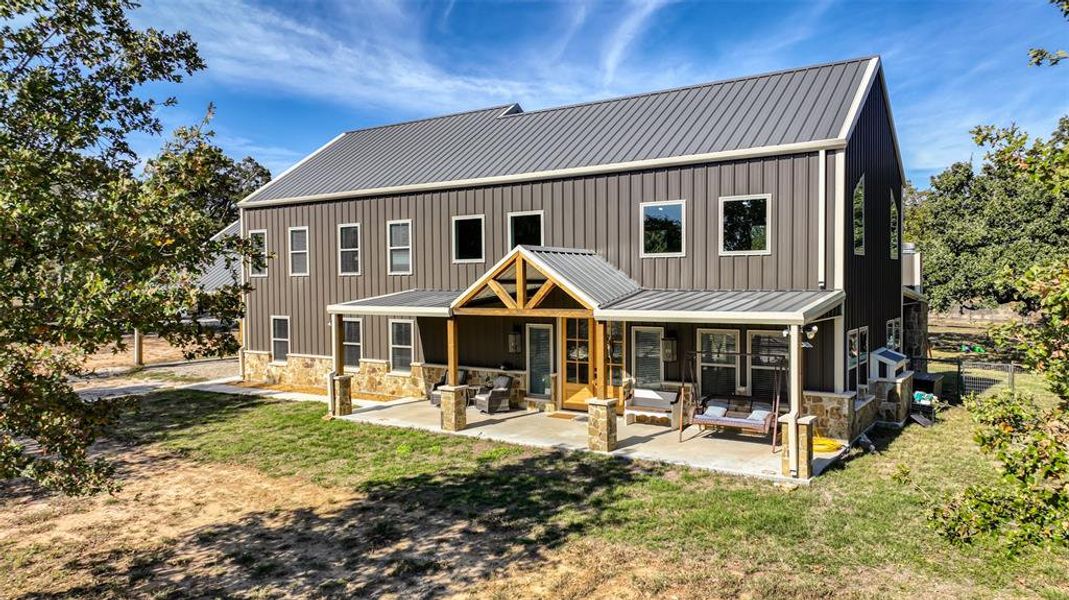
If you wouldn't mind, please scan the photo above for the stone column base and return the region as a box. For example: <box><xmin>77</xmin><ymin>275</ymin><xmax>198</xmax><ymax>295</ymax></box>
<box><xmin>587</xmin><ymin>398</ymin><xmax>618</xmax><ymax>452</ymax></box>
<box><xmin>440</xmin><ymin>385</ymin><xmax>467</xmax><ymax>432</ymax></box>
<box><xmin>331</xmin><ymin>374</ymin><xmax>352</xmax><ymax>416</ymax></box>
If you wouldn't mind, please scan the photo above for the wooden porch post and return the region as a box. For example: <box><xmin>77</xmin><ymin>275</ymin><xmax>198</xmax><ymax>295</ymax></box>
<box><xmin>447</xmin><ymin>317</ymin><xmax>459</xmax><ymax>386</ymax></box>
<box><xmin>594</xmin><ymin>320</ymin><xmax>607</xmax><ymax>398</ymax></box>
<box><xmin>516</xmin><ymin>256</ymin><xmax>526</xmax><ymax>308</ymax></box>
<box><xmin>331</xmin><ymin>313</ymin><xmax>344</xmax><ymax>373</ymax></box>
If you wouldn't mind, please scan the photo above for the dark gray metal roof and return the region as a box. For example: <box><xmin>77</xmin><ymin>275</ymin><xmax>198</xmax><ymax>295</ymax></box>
<box><xmin>328</xmin><ymin>289</ymin><xmax>461</xmax><ymax>316</ymax></box>
<box><xmin>521</xmin><ymin>246</ymin><xmax>642</xmax><ymax>307</ymax></box>
<box><xmin>244</xmin><ymin>57</ymin><xmax>875</xmax><ymax>205</ymax></box>
<box><xmin>198</xmin><ymin>220</ymin><xmax>240</xmax><ymax>292</ymax></box>
<box><xmin>598</xmin><ymin>289</ymin><xmax>845</xmax><ymax>324</ymax></box>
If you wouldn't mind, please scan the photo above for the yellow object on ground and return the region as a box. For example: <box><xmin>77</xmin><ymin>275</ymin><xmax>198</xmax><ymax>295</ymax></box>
<box><xmin>813</xmin><ymin>436</ymin><xmax>844</xmax><ymax>452</ymax></box>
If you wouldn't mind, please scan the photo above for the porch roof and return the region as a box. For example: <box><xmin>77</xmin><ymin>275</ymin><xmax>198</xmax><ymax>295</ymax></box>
<box><xmin>327</xmin><ymin>289</ymin><xmax>461</xmax><ymax>317</ymax></box>
<box><xmin>594</xmin><ymin>289</ymin><xmax>845</xmax><ymax>325</ymax></box>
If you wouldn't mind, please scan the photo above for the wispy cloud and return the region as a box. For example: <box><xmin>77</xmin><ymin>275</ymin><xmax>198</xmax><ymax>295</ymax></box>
<box><xmin>601</xmin><ymin>0</ymin><xmax>671</xmax><ymax>87</ymax></box>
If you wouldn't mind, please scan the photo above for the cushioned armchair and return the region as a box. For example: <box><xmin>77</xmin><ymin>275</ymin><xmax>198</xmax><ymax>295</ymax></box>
<box><xmin>428</xmin><ymin>369</ymin><xmax>467</xmax><ymax>406</ymax></box>
<box><xmin>474</xmin><ymin>375</ymin><xmax>513</xmax><ymax>413</ymax></box>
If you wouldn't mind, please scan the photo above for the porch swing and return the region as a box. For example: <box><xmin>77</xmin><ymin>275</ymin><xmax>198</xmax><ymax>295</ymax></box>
<box><xmin>678</xmin><ymin>350</ymin><xmax>786</xmax><ymax>449</ymax></box>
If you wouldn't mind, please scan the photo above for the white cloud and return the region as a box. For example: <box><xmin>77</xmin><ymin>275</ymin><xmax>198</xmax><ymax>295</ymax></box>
<box><xmin>600</xmin><ymin>0</ymin><xmax>672</xmax><ymax>87</ymax></box>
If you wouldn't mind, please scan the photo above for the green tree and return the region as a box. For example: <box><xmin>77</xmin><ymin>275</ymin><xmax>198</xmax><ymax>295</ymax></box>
<box><xmin>1029</xmin><ymin>0</ymin><xmax>1069</xmax><ymax>66</ymax></box>
<box><xmin>932</xmin><ymin>261</ymin><xmax>1069</xmax><ymax>549</ymax></box>
<box><xmin>0</xmin><ymin>0</ymin><xmax>262</xmax><ymax>494</ymax></box>
<box><xmin>907</xmin><ymin>118</ymin><xmax>1069</xmax><ymax>312</ymax></box>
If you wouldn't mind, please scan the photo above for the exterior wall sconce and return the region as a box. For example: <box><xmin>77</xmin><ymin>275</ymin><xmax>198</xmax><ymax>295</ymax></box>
<box><xmin>507</xmin><ymin>330</ymin><xmax>522</xmax><ymax>354</ymax></box>
<box><xmin>661</xmin><ymin>338</ymin><xmax>677</xmax><ymax>362</ymax></box>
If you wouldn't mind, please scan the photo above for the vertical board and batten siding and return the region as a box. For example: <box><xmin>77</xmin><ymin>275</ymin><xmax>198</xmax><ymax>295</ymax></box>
<box><xmin>243</xmin><ymin>152</ymin><xmax>835</xmax><ymax>360</ymax></box>
<box><xmin>843</xmin><ymin>74</ymin><xmax>903</xmax><ymax>347</ymax></box>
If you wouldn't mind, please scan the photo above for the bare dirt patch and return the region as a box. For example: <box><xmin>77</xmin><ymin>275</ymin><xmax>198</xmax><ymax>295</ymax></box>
<box><xmin>81</xmin><ymin>333</ymin><xmax>205</xmax><ymax>371</ymax></box>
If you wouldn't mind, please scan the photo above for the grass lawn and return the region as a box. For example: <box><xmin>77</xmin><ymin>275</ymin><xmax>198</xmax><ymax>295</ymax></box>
<box><xmin>3</xmin><ymin>389</ymin><xmax>1068</xmax><ymax>599</ymax></box>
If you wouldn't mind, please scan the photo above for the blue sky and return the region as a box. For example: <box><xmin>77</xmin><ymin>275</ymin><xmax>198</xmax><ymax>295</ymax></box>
<box><xmin>130</xmin><ymin>0</ymin><xmax>1068</xmax><ymax>187</ymax></box>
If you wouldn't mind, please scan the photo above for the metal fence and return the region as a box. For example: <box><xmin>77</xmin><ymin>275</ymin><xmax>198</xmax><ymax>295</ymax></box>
<box><xmin>908</xmin><ymin>356</ymin><xmax>1021</xmax><ymax>403</ymax></box>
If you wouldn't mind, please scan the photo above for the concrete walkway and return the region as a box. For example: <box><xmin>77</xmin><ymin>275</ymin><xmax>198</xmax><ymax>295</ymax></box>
<box><xmin>338</xmin><ymin>398</ymin><xmax>841</xmax><ymax>483</ymax></box>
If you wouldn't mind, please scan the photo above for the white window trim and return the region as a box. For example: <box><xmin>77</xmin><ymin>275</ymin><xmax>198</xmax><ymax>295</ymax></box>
<box><xmin>853</xmin><ymin>175</ymin><xmax>865</xmax><ymax>256</ymax></box>
<box><xmin>639</xmin><ymin>199</ymin><xmax>687</xmax><ymax>258</ymax></box>
<box><xmin>718</xmin><ymin>194</ymin><xmax>773</xmax><ymax>256</ymax></box>
<box><xmin>746</xmin><ymin>330</ymin><xmax>788</xmax><ymax>396</ymax></box>
<box><xmin>450</xmin><ymin>214</ymin><xmax>486</xmax><ymax>264</ymax></box>
<box><xmin>697</xmin><ymin>328</ymin><xmax>741</xmax><ymax>395</ymax></box>
<box><xmin>342</xmin><ymin>316</ymin><xmax>363</xmax><ymax>372</ymax></box>
<box><xmin>249</xmin><ymin>229</ymin><xmax>268</xmax><ymax>278</ymax></box>
<box><xmin>287</xmin><ymin>226</ymin><xmax>309</xmax><ymax>277</ymax></box>
<box><xmin>337</xmin><ymin>223</ymin><xmax>361</xmax><ymax>276</ymax></box>
<box><xmin>388</xmin><ymin>318</ymin><xmax>415</xmax><ymax>374</ymax></box>
<box><xmin>507</xmin><ymin>209</ymin><xmax>545</xmax><ymax>248</ymax></box>
<box><xmin>270</xmin><ymin>315</ymin><xmax>289</xmax><ymax>365</ymax></box>
<box><xmin>631</xmin><ymin>326</ymin><xmax>665</xmax><ymax>386</ymax></box>
<box><xmin>386</xmin><ymin>219</ymin><xmax>413</xmax><ymax>276</ymax></box>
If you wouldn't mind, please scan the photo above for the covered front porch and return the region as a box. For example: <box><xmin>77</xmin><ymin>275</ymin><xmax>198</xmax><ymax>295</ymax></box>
<box><xmin>326</xmin><ymin>245</ymin><xmax>851</xmax><ymax>480</ymax></box>
<box><xmin>338</xmin><ymin>395</ymin><xmax>842</xmax><ymax>483</ymax></box>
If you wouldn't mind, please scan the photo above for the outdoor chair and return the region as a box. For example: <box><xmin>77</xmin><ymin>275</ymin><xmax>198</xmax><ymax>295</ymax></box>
<box><xmin>428</xmin><ymin>369</ymin><xmax>467</xmax><ymax>406</ymax></box>
<box><xmin>474</xmin><ymin>375</ymin><xmax>513</xmax><ymax>413</ymax></box>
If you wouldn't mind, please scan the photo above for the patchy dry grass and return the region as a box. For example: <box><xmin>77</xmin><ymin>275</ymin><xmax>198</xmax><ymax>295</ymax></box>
<box><xmin>2</xmin><ymin>390</ymin><xmax>1068</xmax><ymax>599</ymax></box>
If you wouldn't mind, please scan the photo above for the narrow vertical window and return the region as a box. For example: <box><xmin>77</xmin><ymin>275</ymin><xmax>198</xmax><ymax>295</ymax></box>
<box><xmin>640</xmin><ymin>200</ymin><xmax>685</xmax><ymax>257</ymax></box>
<box><xmin>719</xmin><ymin>195</ymin><xmax>772</xmax><ymax>255</ymax></box>
<box><xmin>508</xmin><ymin>210</ymin><xmax>544</xmax><ymax>248</ymax></box>
<box><xmin>338</xmin><ymin>223</ymin><xmax>361</xmax><ymax>275</ymax></box>
<box><xmin>288</xmin><ymin>227</ymin><xmax>309</xmax><ymax>276</ymax></box>
<box><xmin>858</xmin><ymin>327</ymin><xmax>870</xmax><ymax>386</ymax></box>
<box><xmin>889</xmin><ymin>191</ymin><xmax>899</xmax><ymax>259</ymax></box>
<box><xmin>632</xmin><ymin>326</ymin><xmax>664</xmax><ymax>387</ymax></box>
<box><xmin>390</xmin><ymin>320</ymin><xmax>414</xmax><ymax>373</ymax></box>
<box><xmin>847</xmin><ymin>328</ymin><xmax>859</xmax><ymax>391</ymax></box>
<box><xmin>853</xmin><ymin>175</ymin><xmax>865</xmax><ymax>255</ymax></box>
<box><xmin>342</xmin><ymin>318</ymin><xmax>362</xmax><ymax>369</ymax></box>
<box><xmin>271</xmin><ymin>316</ymin><xmax>289</xmax><ymax>363</ymax></box>
<box><xmin>249</xmin><ymin>230</ymin><xmax>267</xmax><ymax>277</ymax></box>
<box><xmin>451</xmin><ymin>215</ymin><xmax>485</xmax><ymax>263</ymax></box>
<box><xmin>387</xmin><ymin>219</ymin><xmax>412</xmax><ymax>275</ymax></box>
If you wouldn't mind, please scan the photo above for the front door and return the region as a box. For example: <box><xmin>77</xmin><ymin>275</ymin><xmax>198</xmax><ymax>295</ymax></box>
<box><xmin>561</xmin><ymin>318</ymin><xmax>595</xmax><ymax>410</ymax></box>
<box><xmin>526</xmin><ymin>324</ymin><xmax>553</xmax><ymax>398</ymax></box>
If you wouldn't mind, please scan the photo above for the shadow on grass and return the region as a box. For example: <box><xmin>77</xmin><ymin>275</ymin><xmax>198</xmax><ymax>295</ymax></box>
<box><xmin>27</xmin><ymin>451</ymin><xmax>657</xmax><ymax>598</ymax></box>
<box><xmin>16</xmin><ymin>390</ymin><xmax>662</xmax><ymax>598</ymax></box>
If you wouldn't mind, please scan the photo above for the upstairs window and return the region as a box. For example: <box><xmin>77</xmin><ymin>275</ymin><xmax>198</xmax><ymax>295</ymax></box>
<box><xmin>451</xmin><ymin>215</ymin><xmax>485</xmax><ymax>263</ymax></box>
<box><xmin>508</xmin><ymin>210</ymin><xmax>544</xmax><ymax>248</ymax></box>
<box><xmin>387</xmin><ymin>219</ymin><xmax>412</xmax><ymax>275</ymax></box>
<box><xmin>853</xmin><ymin>175</ymin><xmax>865</xmax><ymax>255</ymax></box>
<box><xmin>249</xmin><ymin>230</ymin><xmax>267</xmax><ymax>277</ymax></box>
<box><xmin>640</xmin><ymin>200</ymin><xmax>685</xmax><ymax>257</ymax></box>
<box><xmin>271</xmin><ymin>316</ymin><xmax>289</xmax><ymax>363</ymax></box>
<box><xmin>890</xmin><ymin>191</ymin><xmax>899</xmax><ymax>260</ymax></box>
<box><xmin>390</xmin><ymin>320</ymin><xmax>414</xmax><ymax>373</ymax></box>
<box><xmin>288</xmin><ymin>227</ymin><xmax>309</xmax><ymax>276</ymax></box>
<box><xmin>720</xmin><ymin>194</ymin><xmax>771</xmax><ymax>255</ymax></box>
<box><xmin>338</xmin><ymin>223</ymin><xmax>361</xmax><ymax>275</ymax></box>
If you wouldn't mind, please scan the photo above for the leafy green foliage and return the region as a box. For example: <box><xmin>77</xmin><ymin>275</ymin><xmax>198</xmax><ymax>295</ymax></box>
<box><xmin>933</xmin><ymin>263</ymin><xmax>1069</xmax><ymax>550</ymax></box>
<box><xmin>906</xmin><ymin>118</ymin><xmax>1069</xmax><ymax>311</ymax></box>
<box><xmin>932</xmin><ymin>390</ymin><xmax>1069</xmax><ymax>549</ymax></box>
<box><xmin>1028</xmin><ymin>0</ymin><xmax>1069</xmax><ymax>67</ymax></box>
<box><xmin>0</xmin><ymin>0</ymin><xmax>264</xmax><ymax>494</ymax></box>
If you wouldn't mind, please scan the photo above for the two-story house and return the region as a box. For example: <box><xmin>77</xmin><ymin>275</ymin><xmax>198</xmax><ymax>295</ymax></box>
<box><xmin>236</xmin><ymin>56</ymin><xmax>910</xmax><ymax>463</ymax></box>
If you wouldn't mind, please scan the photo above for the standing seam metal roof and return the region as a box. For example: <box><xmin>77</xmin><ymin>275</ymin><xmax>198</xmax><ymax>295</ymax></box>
<box><xmin>244</xmin><ymin>56</ymin><xmax>875</xmax><ymax>204</ymax></box>
<box><xmin>521</xmin><ymin>246</ymin><xmax>642</xmax><ymax>307</ymax></box>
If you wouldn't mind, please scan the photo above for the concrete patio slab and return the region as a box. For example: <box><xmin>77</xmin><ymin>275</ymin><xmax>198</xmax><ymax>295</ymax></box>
<box><xmin>340</xmin><ymin>397</ymin><xmax>842</xmax><ymax>484</ymax></box>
